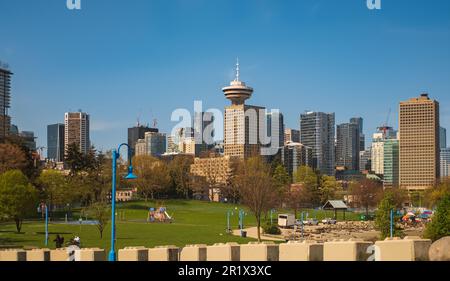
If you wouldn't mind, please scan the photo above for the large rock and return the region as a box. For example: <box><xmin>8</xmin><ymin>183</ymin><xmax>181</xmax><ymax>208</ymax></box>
<box><xmin>429</xmin><ymin>236</ymin><xmax>450</xmax><ymax>261</ymax></box>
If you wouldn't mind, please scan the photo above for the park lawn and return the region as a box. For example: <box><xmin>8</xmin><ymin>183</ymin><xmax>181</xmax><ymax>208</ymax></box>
<box><xmin>0</xmin><ymin>200</ymin><xmax>258</xmax><ymax>249</ymax></box>
<box><xmin>0</xmin><ymin>200</ymin><xmax>362</xmax><ymax>249</ymax></box>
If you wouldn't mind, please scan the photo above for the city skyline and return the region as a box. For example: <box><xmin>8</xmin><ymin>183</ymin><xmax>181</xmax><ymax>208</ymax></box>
<box><xmin>1</xmin><ymin>0</ymin><xmax>450</xmax><ymax>152</ymax></box>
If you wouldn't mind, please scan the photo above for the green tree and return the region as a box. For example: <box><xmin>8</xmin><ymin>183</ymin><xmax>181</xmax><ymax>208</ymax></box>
<box><xmin>425</xmin><ymin>179</ymin><xmax>450</xmax><ymax>208</ymax></box>
<box><xmin>84</xmin><ymin>201</ymin><xmax>110</xmax><ymax>238</ymax></box>
<box><xmin>272</xmin><ymin>164</ymin><xmax>290</xmax><ymax>207</ymax></box>
<box><xmin>293</xmin><ymin>166</ymin><xmax>320</xmax><ymax>207</ymax></box>
<box><xmin>0</xmin><ymin>170</ymin><xmax>39</xmax><ymax>232</ymax></box>
<box><xmin>424</xmin><ymin>194</ymin><xmax>450</xmax><ymax>241</ymax></box>
<box><xmin>350</xmin><ymin>178</ymin><xmax>383</xmax><ymax>215</ymax></box>
<box><xmin>37</xmin><ymin>170</ymin><xmax>74</xmax><ymax>211</ymax></box>
<box><xmin>375</xmin><ymin>191</ymin><xmax>403</xmax><ymax>239</ymax></box>
<box><xmin>319</xmin><ymin>176</ymin><xmax>339</xmax><ymax>205</ymax></box>
<box><xmin>65</xmin><ymin>143</ymin><xmax>85</xmax><ymax>176</ymax></box>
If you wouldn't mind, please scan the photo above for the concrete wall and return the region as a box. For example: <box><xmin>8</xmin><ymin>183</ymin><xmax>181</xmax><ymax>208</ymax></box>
<box><xmin>324</xmin><ymin>239</ymin><xmax>373</xmax><ymax>261</ymax></box>
<box><xmin>206</xmin><ymin>243</ymin><xmax>240</xmax><ymax>261</ymax></box>
<box><xmin>148</xmin><ymin>245</ymin><xmax>179</xmax><ymax>261</ymax></box>
<box><xmin>118</xmin><ymin>247</ymin><xmax>149</xmax><ymax>261</ymax></box>
<box><xmin>375</xmin><ymin>236</ymin><xmax>431</xmax><ymax>261</ymax></box>
<box><xmin>179</xmin><ymin>244</ymin><xmax>207</xmax><ymax>261</ymax></box>
<box><xmin>279</xmin><ymin>241</ymin><xmax>323</xmax><ymax>261</ymax></box>
<box><xmin>0</xmin><ymin>249</ymin><xmax>26</xmax><ymax>261</ymax></box>
<box><xmin>26</xmin><ymin>249</ymin><xmax>51</xmax><ymax>261</ymax></box>
<box><xmin>240</xmin><ymin>242</ymin><xmax>279</xmax><ymax>261</ymax></box>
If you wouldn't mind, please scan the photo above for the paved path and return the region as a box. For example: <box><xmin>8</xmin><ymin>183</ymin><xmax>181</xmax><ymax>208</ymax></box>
<box><xmin>232</xmin><ymin>227</ymin><xmax>285</xmax><ymax>241</ymax></box>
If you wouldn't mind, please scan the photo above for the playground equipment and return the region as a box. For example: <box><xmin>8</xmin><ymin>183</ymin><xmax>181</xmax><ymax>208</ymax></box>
<box><xmin>147</xmin><ymin>207</ymin><xmax>173</xmax><ymax>223</ymax></box>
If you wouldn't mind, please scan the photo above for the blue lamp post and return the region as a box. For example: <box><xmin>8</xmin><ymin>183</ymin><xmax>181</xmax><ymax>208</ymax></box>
<box><xmin>226</xmin><ymin>210</ymin><xmax>234</xmax><ymax>233</ymax></box>
<box><xmin>108</xmin><ymin>143</ymin><xmax>137</xmax><ymax>262</ymax></box>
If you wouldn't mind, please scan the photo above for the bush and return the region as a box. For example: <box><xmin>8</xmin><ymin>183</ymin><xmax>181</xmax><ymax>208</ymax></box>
<box><xmin>424</xmin><ymin>194</ymin><xmax>450</xmax><ymax>241</ymax></box>
<box><xmin>375</xmin><ymin>191</ymin><xmax>403</xmax><ymax>239</ymax></box>
<box><xmin>263</xmin><ymin>223</ymin><xmax>281</xmax><ymax>235</ymax></box>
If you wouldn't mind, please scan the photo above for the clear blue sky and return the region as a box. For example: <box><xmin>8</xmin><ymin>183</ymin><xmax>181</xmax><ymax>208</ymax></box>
<box><xmin>1</xmin><ymin>0</ymin><xmax>449</xmax><ymax>152</ymax></box>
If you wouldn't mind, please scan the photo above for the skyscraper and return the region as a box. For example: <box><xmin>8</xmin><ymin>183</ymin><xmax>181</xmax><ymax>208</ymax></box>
<box><xmin>440</xmin><ymin>148</ymin><xmax>450</xmax><ymax>178</ymax></box>
<box><xmin>128</xmin><ymin>125</ymin><xmax>158</xmax><ymax>158</ymax></box>
<box><xmin>350</xmin><ymin>117</ymin><xmax>365</xmax><ymax>151</ymax></box>
<box><xmin>399</xmin><ymin>93</ymin><xmax>440</xmax><ymax>190</ymax></box>
<box><xmin>336</xmin><ymin>122</ymin><xmax>360</xmax><ymax>171</ymax></box>
<box><xmin>267</xmin><ymin>112</ymin><xmax>285</xmax><ymax>150</ymax></box>
<box><xmin>371</xmin><ymin>127</ymin><xmax>397</xmax><ymax>175</ymax></box>
<box><xmin>64</xmin><ymin>112</ymin><xmax>90</xmax><ymax>155</ymax></box>
<box><xmin>47</xmin><ymin>124</ymin><xmax>65</xmax><ymax>162</ymax></box>
<box><xmin>300</xmin><ymin>111</ymin><xmax>335</xmax><ymax>176</ymax></box>
<box><xmin>223</xmin><ymin>60</ymin><xmax>266</xmax><ymax>158</ymax></box>
<box><xmin>0</xmin><ymin>63</ymin><xmax>12</xmax><ymax>139</ymax></box>
<box><xmin>284</xmin><ymin>128</ymin><xmax>300</xmax><ymax>144</ymax></box>
<box><xmin>144</xmin><ymin>131</ymin><xmax>166</xmax><ymax>157</ymax></box>
<box><xmin>359</xmin><ymin>148</ymin><xmax>372</xmax><ymax>172</ymax></box>
<box><xmin>384</xmin><ymin>139</ymin><xmax>400</xmax><ymax>188</ymax></box>
<box><xmin>281</xmin><ymin>142</ymin><xmax>313</xmax><ymax>177</ymax></box>
<box><xmin>440</xmin><ymin>127</ymin><xmax>447</xmax><ymax>149</ymax></box>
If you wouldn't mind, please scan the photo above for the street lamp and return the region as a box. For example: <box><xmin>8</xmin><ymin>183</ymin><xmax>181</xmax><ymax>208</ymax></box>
<box><xmin>108</xmin><ymin>143</ymin><xmax>137</xmax><ymax>262</ymax></box>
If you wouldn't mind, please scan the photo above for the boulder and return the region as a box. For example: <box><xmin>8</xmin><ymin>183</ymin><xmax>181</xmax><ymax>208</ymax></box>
<box><xmin>429</xmin><ymin>236</ymin><xmax>450</xmax><ymax>261</ymax></box>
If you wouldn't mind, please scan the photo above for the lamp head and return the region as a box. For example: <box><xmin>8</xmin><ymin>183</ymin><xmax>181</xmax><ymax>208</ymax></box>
<box><xmin>125</xmin><ymin>165</ymin><xmax>138</xmax><ymax>180</ymax></box>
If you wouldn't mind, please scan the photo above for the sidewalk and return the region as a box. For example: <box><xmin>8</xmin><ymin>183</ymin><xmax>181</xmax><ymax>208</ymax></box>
<box><xmin>232</xmin><ymin>227</ymin><xmax>285</xmax><ymax>241</ymax></box>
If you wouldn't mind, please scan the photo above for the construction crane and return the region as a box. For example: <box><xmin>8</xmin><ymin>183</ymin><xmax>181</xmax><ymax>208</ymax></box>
<box><xmin>377</xmin><ymin>108</ymin><xmax>393</xmax><ymax>137</ymax></box>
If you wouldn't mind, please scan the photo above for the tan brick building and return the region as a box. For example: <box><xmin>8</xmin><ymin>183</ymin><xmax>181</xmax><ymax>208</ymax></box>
<box><xmin>399</xmin><ymin>93</ymin><xmax>440</xmax><ymax>190</ymax></box>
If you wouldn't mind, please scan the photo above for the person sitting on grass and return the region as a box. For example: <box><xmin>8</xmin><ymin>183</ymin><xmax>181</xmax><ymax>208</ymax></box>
<box><xmin>53</xmin><ymin>235</ymin><xmax>64</xmax><ymax>248</ymax></box>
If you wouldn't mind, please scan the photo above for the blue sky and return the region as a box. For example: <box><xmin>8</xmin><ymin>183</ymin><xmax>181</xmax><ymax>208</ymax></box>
<box><xmin>1</xmin><ymin>0</ymin><xmax>449</xmax><ymax>152</ymax></box>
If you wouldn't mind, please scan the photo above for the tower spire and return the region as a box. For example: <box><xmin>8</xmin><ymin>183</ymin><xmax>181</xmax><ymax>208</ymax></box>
<box><xmin>235</xmin><ymin>58</ymin><xmax>240</xmax><ymax>82</ymax></box>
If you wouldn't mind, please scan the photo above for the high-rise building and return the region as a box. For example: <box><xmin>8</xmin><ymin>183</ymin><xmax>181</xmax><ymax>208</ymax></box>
<box><xmin>128</xmin><ymin>125</ymin><xmax>158</xmax><ymax>158</ymax></box>
<box><xmin>399</xmin><ymin>93</ymin><xmax>440</xmax><ymax>190</ymax></box>
<box><xmin>440</xmin><ymin>127</ymin><xmax>447</xmax><ymax>149</ymax></box>
<box><xmin>267</xmin><ymin>112</ymin><xmax>285</xmax><ymax>150</ymax></box>
<box><xmin>281</xmin><ymin>142</ymin><xmax>313</xmax><ymax>177</ymax></box>
<box><xmin>384</xmin><ymin>139</ymin><xmax>400</xmax><ymax>188</ymax></box>
<box><xmin>144</xmin><ymin>131</ymin><xmax>166</xmax><ymax>157</ymax></box>
<box><xmin>350</xmin><ymin>117</ymin><xmax>365</xmax><ymax>151</ymax></box>
<box><xmin>371</xmin><ymin>133</ymin><xmax>386</xmax><ymax>175</ymax></box>
<box><xmin>194</xmin><ymin>111</ymin><xmax>215</xmax><ymax>156</ymax></box>
<box><xmin>440</xmin><ymin>148</ymin><xmax>450</xmax><ymax>178</ymax></box>
<box><xmin>19</xmin><ymin>131</ymin><xmax>37</xmax><ymax>151</ymax></box>
<box><xmin>223</xmin><ymin>60</ymin><xmax>265</xmax><ymax>158</ymax></box>
<box><xmin>0</xmin><ymin>63</ymin><xmax>12</xmax><ymax>139</ymax></box>
<box><xmin>47</xmin><ymin>123</ymin><xmax>65</xmax><ymax>162</ymax></box>
<box><xmin>336</xmin><ymin>122</ymin><xmax>360</xmax><ymax>171</ymax></box>
<box><xmin>64</xmin><ymin>112</ymin><xmax>90</xmax><ymax>155</ymax></box>
<box><xmin>300</xmin><ymin>111</ymin><xmax>335</xmax><ymax>175</ymax></box>
<box><xmin>284</xmin><ymin>128</ymin><xmax>300</xmax><ymax>144</ymax></box>
<box><xmin>359</xmin><ymin>148</ymin><xmax>372</xmax><ymax>172</ymax></box>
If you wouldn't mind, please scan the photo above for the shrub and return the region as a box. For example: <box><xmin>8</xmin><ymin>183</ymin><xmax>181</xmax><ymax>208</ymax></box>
<box><xmin>424</xmin><ymin>194</ymin><xmax>450</xmax><ymax>241</ymax></box>
<box><xmin>263</xmin><ymin>223</ymin><xmax>281</xmax><ymax>235</ymax></box>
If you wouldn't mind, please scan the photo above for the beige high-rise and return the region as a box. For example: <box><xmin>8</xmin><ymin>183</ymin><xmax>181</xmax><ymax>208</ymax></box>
<box><xmin>64</xmin><ymin>112</ymin><xmax>90</xmax><ymax>155</ymax></box>
<box><xmin>399</xmin><ymin>93</ymin><xmax>440</xmax><ymax>190</ymax></box>
<box><xmin>222</xmin><ymin>60</ymin><xmax>265</xmax><ymax>158</ymax></box>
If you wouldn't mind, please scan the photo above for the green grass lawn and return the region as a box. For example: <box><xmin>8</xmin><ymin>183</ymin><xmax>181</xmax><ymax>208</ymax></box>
<box><xmin>0</xmin><ymin>200</ymin><xmax>361</xmax><ymax>250</ymax></box>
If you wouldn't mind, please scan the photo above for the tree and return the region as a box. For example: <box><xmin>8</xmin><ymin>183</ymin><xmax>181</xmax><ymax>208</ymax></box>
<box><xmin>0</xmin><ymin>143</ymin><xmax>28</xmax><ymax>175</ymax></box>
<box><xmin>84</xmin><ymin>202</ymin><xmax>110</xmax><ymax>238</ymax></box>
<box><xmin>293</xmin><ymin>166</ymin><xmax>320</xmax><ymax>207</ymax></box>
<box><xmin>134</xmin><ymin>155</ymin><xmax>171</xmax><ymax>201</ymax></box>
<box><xmin>424</xmin><ymin>194</ymin><xmax>450</xmax><ymax>241</ymax></box>
<box><xmin>425</xmin><ymin>179</ymin><xmax>450</xmax><ymax>208</ymax></box>
<box><xmin>65</xmin><ymin>143</ymin><xmax>85</xmax><ymax>176</ymax></box>
<box><xmin>350</xmin><ymin>178</ymin><xmax>383</xmax><ymax>215</ymax></box>
<box><xmin>233</xmin><ymin>157</ymin><xmax>277</xmax><ymax>242</ymax></box>
<box><xmin>272</xmin><ymin>164</ymin><xmax>290</xmax><ymax>208</ymax></box>
<box><xmin>37</xmin><ymin>170</ymin><xmax>74</xmax><ymax>212</ymax></box>
<box><xmin>168</xmin><ymin>156</ymin><xmax>194</xmax><ymax>199</ymax></box>
<box><xmin>375</xmin><ymin>191</ymin><xmax>403</xmax><ymax>239</ymax></box>
<box><xmin>0</xmin><ymin>170</ymin><xmax>39</xmax><ymax>233</ymax></box>
<box><xmin>319</xmin><ymin>175</ymin><xmax>339</xmax><ymax>205</ymax></box>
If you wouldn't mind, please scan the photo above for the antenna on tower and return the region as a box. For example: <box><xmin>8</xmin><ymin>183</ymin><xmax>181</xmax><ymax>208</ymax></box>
<box><xmin>235</xmin><ymin>58</ymin><xmax>240</xmax><ymax>82</ymax></box>
<box><xmin>153</xmin><ymin>118</ymin><xmax>158</xmax><ymax>128</ymax></box>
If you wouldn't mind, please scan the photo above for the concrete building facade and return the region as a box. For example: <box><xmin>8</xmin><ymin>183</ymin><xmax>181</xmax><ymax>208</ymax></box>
<box><xmin>64</xmin><ymin>112</ymin><xmax>90</xmax><ymax>155</ymax></box>
<box><xmin>399</xmin><ymin>94</ymin><xmax>440</xmax><ymax>190</ymax></box>
<box><xmin>0</xmin><ymin>64</ymin><xmax>12</xmax><ymax>139</ymax></box>
<box><xmin>336</xmin><ymin>122</ymin><xmax>360</xmax><ymax>171</ymax></box>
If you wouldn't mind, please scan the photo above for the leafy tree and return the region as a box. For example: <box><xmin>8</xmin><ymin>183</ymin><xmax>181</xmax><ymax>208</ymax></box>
<box><xmin>1</xmin><ymin>136</ymin><xmax>41</xmax><ymax>179</ymax></box>
<box><xmin>168</xmin><ymin>155</ymin><xmax>194</xmax><ymax>199</ymax></box>
<box><xmin>350</xmin><ymin>178</ymin><xmax>383</xmax><ymax>215</ymax></box>
<box><xmin>293</xmin><ymin>166</ymin><xmax>320</xmax><ymax>207</ymax></box>
<box><xmin>133</xmin><ymin>155</ymin><xmax>171</xmax><ymax>201</ymax></box>
<box><xmin>65</xmin><ymin>143</ymin><xmax>85</xmax><ymax>176</ymax></box>
<box><xmin>319</xmin><ymin>175</ymin><xmax>339</xmax><ymax>205</ymax></box>
<box><xmin>424</xmin><ymin>194</ymin><xmax>450</xmax><ymax>241</ymax></box>
<box><xmin>0</xmin><ymin>143</ymin><xmax>28</xmax><ymax>175</ymax></box>
<box><xmin>37</xmin><ymin>170</ymin><xmax>74</xmax><ymax>211</ymax></box>
<box><xmin>375</xmin><ymin>191</ymin><xmax>403</xmax><ymax>239</ymax></box>
<box><xmin>84</xmin><ymin>202</ymin><xmax>110</xmax><ymax>238</ymax></box>
<box><xmin>233</xmin><ymin>157</ymin><xmax>278</xmax><ymax>242</ymax></box>
<box><xmin>0</xmin><ymin>170</ymin><xmax>39</xmax><ymax>232</ymax></box>
<box><xmin>272</xmin><ymin>164</ymin><xmax>290</xmax><ymax>207</ymax></box>
<box><xmin>425</xmin><ymin>179</ymin><xmax>450</xmax><ymax>208</ymax></box>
